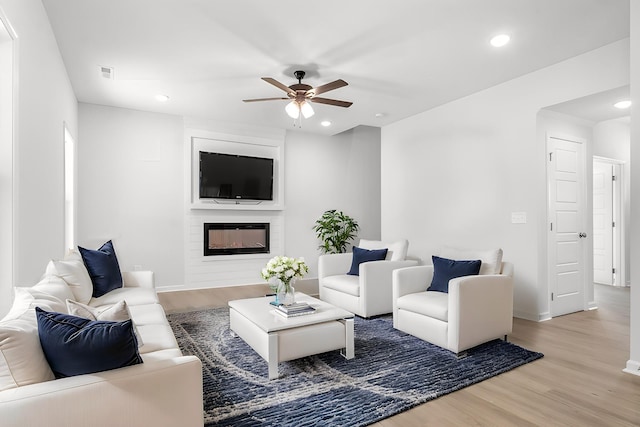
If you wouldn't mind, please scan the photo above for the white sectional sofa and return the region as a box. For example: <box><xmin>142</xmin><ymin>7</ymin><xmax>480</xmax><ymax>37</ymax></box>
<box><xmin>0</xmin><ymin>251</ymin><xmax>203</xmax><ymax>427</ymax></box>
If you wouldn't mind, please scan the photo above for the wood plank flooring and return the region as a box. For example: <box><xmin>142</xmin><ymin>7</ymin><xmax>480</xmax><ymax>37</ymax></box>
<box><xmin>158</xmin><ymin>284</ymin><xmax>640</xmax><ymax>426</ymax></box>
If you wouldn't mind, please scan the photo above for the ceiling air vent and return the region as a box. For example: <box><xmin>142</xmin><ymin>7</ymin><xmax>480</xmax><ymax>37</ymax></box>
<box><xmin>99</xmin><ymin>66</ymin><xmax>114</xmax><ymax>80</ymax></box>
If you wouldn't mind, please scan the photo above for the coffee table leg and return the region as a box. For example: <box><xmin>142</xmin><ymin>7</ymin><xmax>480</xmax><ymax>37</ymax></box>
<box><xmin>340</xmin><ymin>318</ymin><xmax>355</xmax><ymax>359</ymax></box>
<box><xmin>268</xmin><ymin>332</ymin><xmax>279</xmax><ymax>379</ymax></box>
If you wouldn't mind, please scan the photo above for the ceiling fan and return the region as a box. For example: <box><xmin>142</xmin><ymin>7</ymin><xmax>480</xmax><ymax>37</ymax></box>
<box><xmin>243</xmin><ymin>70</ymin><xmax>353</xmax><ymax>120</ymax></box>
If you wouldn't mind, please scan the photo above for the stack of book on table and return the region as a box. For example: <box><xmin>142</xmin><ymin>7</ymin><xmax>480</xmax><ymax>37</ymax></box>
<box><xmin>274</xmin><ymin>301</ymin><xmax>316</xmax><ymax>318</ymax></box>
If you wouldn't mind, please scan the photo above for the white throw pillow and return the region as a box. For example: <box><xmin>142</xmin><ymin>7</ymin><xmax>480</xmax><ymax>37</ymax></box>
<box><xmin>438</xmin><ymin>246</ymin><xmax>504</xmax><ymax>275</ymax></box>
<box><xmin>0</xmin><ymin>311</ymin><xmax>55</xmax><ymax>391</ymax></box>
<box><xmin>66</xmin><ymin>300</ymin><xmax>143</xmax><ymax>347</ymax></box>
<box><xmin>2</xmin><ymin>285</ymin><xmax>69</xmax><ymax>322</ymax></box>
<box><xmin>32</xmin><ymin>275</ymin><xmax>75</xmax><ymax>304</ymax></box>
<box><xmin>45</xmin><ymin>258</ymin><xmax>93</xmax><ymax>304</ymax></box>
<box><xmin>358</xmin><ymin>239</ymin><xmax>408</xmax><ymax>261</ymax></box>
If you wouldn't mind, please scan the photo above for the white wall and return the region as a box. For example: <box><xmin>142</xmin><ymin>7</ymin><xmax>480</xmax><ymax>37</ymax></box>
<box><xmin>594</xmin><ymin>118</ymin><xmax>631</xmax><ymax>160</ymax></box>
<box><xmin>78</xmin><ymin>103</ymin><xmax>184</xmax><ymax>287</ymax></box>
<box><xmin>284</xmin><ymin>126</ymin><xmax>382</xmax><ymax>279</ymax></box>
<box><xmin>381</xmin><ymin>39</ymin><xmax>629</xmax><ymax>321</ymax></box>
<box><xmin>0</xmin><ymin>0</ymin><xmax>77</xmax><ymax>317</ymax></box>
<box><xmin>626</xmin><ymin>1</ymin><xmax>640</xmax><ymax>376</ymax></box>
<box><xmin>76</xmin><ymin>107</ymin><xmax>381</xmax><ymax>291</ymax></box>
<box><xmin>593</xmin><ymin>118</ymin><xmax>631</xmax><ymax>285</ymax></box>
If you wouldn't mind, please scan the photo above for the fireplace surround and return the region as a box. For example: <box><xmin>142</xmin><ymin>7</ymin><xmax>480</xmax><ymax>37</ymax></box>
<box><xmin>203</xmin><ymin>223</ymin><xmax>270</xmax><ymax>256</ymax></box>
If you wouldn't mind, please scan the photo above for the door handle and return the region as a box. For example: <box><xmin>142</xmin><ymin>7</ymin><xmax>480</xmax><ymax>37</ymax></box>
<box><xmin>579</xmin><ymin>232</ymin><xmax>587</xmax><ymax>238</ymax></box>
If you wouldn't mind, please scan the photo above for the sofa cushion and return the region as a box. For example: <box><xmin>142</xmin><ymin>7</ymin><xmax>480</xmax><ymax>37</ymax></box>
<box><xmin>0</xmin><ymin>311</ymin><xmax>55</xmax><ymax>391</ymax></box>
<box><xmin>89</xmin><ymin>286</ymin><xmax>159</xmax><ymax>307</ymax></box>
<box><xmin>79</xmin><ymin>240</ymin><xmax>123</xmax><ymax>298</ymax></box>
<box><xmin>67</xmin><ymin>299</ymin><xmax>143</xmax><ymax>347</ymax></box>
<box><xmin>45</xmin><ymin>258</ymin><xmax>93</xmax><ymax>304</ymax></box>
<box><xmin>397</xmin><ymin>291</ymin><xmax>449</xmax><ymax>322</ymax></box>
<box><xmin>439</xmin><ymin>246</ymin><xmax>503</xmax><ymax>275</ymax></box>
<box><xmin>428</xmin><ymin>256</ymin><xmax>481</xmax><ymax>293</ymax></box>
<box><xmin>136</xmin><ymin>324</ymin><xmax>180</xmax><ymax>354</ymax></box>
<box><xmin>359</xmin><ymin>239</ymin><xmax>408</xmax><ymax>261</ymax></box>
<box><xmin>36</xmin><ymin>307</ymin><xmax>142</xmax><ymax>378</ymax></box>
<box><xmin>321</xmin><ymin>274</ymin><xmax>360</xmax><ymax>297</ymax></box>
<box><xmin>140</xmin><ymin>348</ymin><xmax>184</xmax><ymax>363</ymax></box>
<box><xmin>347</xmin><ymin>247</ymin><xmax>388</xmax><ymax>276</ymax></box>
<box><xmin>127</xmin><ymin>303</ymin><xmax>169</xmax><ymax>326</ymax></box>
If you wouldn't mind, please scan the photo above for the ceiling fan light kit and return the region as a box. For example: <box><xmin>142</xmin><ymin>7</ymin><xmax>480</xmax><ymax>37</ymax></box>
<box><xmin>300</xmin><ymin>101</ymin><xmax>314</xmax><ymax>118</ymax></box>
<box><xmin>244</xmin><ymin>70</ymin><xmax>352</xmax><ymax>127</ymax></box>
<box><xmin>285</xmin><ymin>100</ymin><xmax>300</xmax><ymax>119</ymax></box>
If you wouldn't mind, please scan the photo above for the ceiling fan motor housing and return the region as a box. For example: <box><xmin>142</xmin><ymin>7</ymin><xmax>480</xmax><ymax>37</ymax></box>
<box><xmin>290</xmin><ymin>71</ymin><xmax>313</xmax><ymax>99</ymax></box>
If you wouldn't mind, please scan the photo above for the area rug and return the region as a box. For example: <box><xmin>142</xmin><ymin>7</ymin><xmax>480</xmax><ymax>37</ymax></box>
<box><xmin>168</xmin><ymin>307</ymin><xmax>543</xmax><ymax>427</ymax></box>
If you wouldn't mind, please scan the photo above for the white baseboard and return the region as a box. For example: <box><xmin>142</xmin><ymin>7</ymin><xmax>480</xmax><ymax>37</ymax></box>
<box><xmin>623</xmin><ymin>360</ymin><xmax>640</xmax><ymax>376</ymax></box>
<box><xmin>513</xmin><ymin>310</ymin><xmax>551</xmax><ymax>322</ymax></box>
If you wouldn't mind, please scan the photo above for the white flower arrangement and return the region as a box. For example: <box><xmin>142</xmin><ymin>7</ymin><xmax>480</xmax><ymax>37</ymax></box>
<box><xmin>261</xmin><ymin>255</ymin><xmax>309</xmax><ymax>291</ymax></box>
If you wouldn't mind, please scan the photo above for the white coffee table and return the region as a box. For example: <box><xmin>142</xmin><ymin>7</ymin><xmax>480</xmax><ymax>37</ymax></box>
<box><xmin>228</xmin><ymin>292</ymin><xmax>355</xmax><ymax>379</ymax></box>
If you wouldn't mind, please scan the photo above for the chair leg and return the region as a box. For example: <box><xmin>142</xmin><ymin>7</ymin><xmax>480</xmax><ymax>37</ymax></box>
<box><xmin>504</xmin><ymin>335</ymin><xmax>508</xmax><ymax>342</ymax></box>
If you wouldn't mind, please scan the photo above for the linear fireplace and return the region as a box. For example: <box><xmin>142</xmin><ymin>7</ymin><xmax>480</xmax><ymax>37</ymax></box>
<box><xmin>203</xmin><ymin>223</ymin><xmax>270</xmax><ymax>256</ymax></box>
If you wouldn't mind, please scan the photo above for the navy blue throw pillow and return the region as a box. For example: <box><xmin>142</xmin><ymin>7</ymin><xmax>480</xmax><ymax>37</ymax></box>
<box><xmin>36</xmin><ymin>307</ymin><xmax>142</xmax><ymax>379</ymax></box>
<box><xmin>428</xmin><ymin>255</ymin><xmax>482</xmax><ymax>293</ymax></box>
<box><xmin>79</xmin><ymin>240</ymin><xmax>123</xmax><ymax>297</ymax></box>
<box><xmin>347</xmin><ymin>246</ymin><xmax>388</xmax><ymax>276</ymax></box>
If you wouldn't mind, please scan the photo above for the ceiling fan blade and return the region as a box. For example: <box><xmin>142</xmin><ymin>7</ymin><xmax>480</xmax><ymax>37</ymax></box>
<box><xmin>243</xmin><ymin>97</ymin><xmax>289</xmax><ymax>103</ymax></box>
<box><xmin>310</xmin><ymin>97</ymin><xmax>353</xmax><ymax>108</ymax></box>
<box><xmin>311</xmin><ymin>79</ymin><xmax>348</xmax><ymax>96</ymax></box>
<box><xmin>262</xmin><ymin>77</ymin><xmax>296</xmax><ymax>95</ymax></box>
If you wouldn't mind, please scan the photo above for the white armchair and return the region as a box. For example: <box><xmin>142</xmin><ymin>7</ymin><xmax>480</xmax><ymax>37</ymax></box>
<box><xmin>319</xmin><ymin>239</ymin><xmax>418</xmax><ymax>318</ymax></box>
<box><xmin>393</xmin><ymin>259</ymin><xmax>513</xmax><ymax>354</ymax></box>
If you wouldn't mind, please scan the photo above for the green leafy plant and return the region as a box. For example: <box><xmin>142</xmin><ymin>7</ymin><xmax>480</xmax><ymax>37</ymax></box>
<box><xmin>313</xmin><ymin>210</ymin><xmax>360</xmax><ymax>254</ymax></box>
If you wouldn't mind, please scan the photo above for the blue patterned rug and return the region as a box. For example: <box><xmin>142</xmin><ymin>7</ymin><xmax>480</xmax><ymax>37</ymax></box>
<box><xmin>168</xmin><ymin>307</ymin><xmax>542</xmax><ymax>426</ymax></box>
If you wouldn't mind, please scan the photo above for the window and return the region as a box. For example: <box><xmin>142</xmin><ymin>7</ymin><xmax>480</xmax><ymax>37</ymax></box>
<box><xmin>0</xmin><ymin>12</ymin><xmax>16</xmax><ymax>317</ymax></box>
<box><xmin>64</xmin><ymin>125</ymin><xmax>76</xmax><ymax>251</ymax></box>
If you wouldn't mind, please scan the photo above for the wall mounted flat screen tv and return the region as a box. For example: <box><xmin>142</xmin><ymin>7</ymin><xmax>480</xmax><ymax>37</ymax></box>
<box><xmin>199</xmin><ymin>151</ymin><xmax>274</xmax><ymax>201</ymax></box>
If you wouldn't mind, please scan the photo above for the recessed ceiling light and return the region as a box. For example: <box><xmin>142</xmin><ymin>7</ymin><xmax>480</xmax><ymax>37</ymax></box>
<box><xmin>374</xmin><ymin>113</ymin><xmax>385</xmax><ymax>118</ymax></box>
<box><xmin>490</xmin><ymin>34</ymin><xmax>510</xmax><ymax>47</ymax></box>
<box><xmin>155</xmin><ymin>94</ymin><xmax>170</xmax><ymax>102</ymax></box>
<box><xmin>320</xmin><ymin>120</ymin><xmax>331</xmax><ymax>127</ymax></box>
<box><xmin>614</xmin><ymin>100</ymin><xmax>631</xmax><ymax>109</ymax></box>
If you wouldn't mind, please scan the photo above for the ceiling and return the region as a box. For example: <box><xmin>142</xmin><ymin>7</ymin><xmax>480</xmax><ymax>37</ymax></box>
<box><xmin>41</xmin><ymin>0</ymin><xmax>630</xmax><ymax>135</ymax></box>
<box><xmin>545</xmin><ymin>85</ymin><xmax>631</xmax><ymax>123</ymax></box>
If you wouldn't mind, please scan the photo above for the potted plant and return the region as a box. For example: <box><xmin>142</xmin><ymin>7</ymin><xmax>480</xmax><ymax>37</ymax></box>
<box><xmin>313</xmin><ymin>210</ymin><xmax>360</xmax><ymax>254</ymax></box>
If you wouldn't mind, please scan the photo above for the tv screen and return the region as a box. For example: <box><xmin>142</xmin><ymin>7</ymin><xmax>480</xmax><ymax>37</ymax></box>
<box><xmin>199</xmin><ymin>151</ymin><xmax>274</xmax><ymax>201</ymax></box>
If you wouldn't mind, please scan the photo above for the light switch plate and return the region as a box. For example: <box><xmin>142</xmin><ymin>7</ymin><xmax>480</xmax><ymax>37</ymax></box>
<box><xmin>511</xmin><ymin>212</ymin><xmax>527</xmax><ymax>224</ymax></box>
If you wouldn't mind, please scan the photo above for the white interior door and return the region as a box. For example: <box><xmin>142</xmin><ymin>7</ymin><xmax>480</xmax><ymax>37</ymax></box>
<box><xmin>593</xmin><ymin>160</ymin><xmax>613</xmax><ymax>285</ymax></box>
<box><xmin>548</xmin><ymin>136</ymin><xmax>587</xmax><ymax>317</ymax></box>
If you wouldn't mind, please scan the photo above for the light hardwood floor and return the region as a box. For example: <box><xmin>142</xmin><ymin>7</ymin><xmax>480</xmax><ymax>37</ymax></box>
<box><xmin>158</xmin><ymin>284</ymin><xmax>640</xmax><ymax>426</ymax></box>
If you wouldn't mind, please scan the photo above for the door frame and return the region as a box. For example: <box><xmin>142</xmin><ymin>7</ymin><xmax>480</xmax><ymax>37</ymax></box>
<box><xmin>546</xmin><ymin>133</ymin><xmax>592</xmax><ymax>319</ymax></box>
<box><xmin>593</xmin><ymin>156</ymin><xmax>625</xmax><ymax>287</ymax></box>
